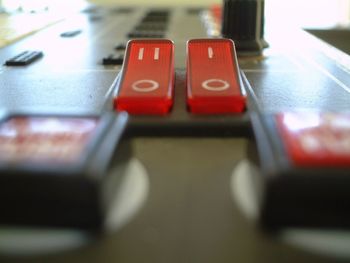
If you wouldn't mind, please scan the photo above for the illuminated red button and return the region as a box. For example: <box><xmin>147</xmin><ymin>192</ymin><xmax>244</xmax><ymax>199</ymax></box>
<box><xmin>276</xmin><ymin>112</ymin><xmax>350</xmax><ymax>167</ymax></box>
<box><xmin>0</xmin><ymin>116</ymin><xmax>98</xmax><ymax>164</ymax></box>
<box><xmin>187</xmin><ymin>38</ymin><xmax>246</xmax><ymax>114</ymax></box>
<box><xmin>114</xmin><ymin>39</ymin><xmax>174</xmax><ymax>115</ymax></box>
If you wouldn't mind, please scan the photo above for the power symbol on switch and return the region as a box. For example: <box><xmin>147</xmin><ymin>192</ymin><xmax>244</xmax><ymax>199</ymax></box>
<box><xmin>201</xmin><ymin>79</ymin><xmax>230</xmax><ymax>91</ymax></box>
<box><xmin>132</xmin><ymin>79</ymin><xmax>160</xmax><ymax>92</ymax></box>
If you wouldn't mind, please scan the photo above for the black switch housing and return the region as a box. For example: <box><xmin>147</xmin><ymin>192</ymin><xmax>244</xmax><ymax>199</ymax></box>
<box><xmin>222</xmin><ymin>0</ymin><xmax>268</xmax><ymax>55</ymax></box>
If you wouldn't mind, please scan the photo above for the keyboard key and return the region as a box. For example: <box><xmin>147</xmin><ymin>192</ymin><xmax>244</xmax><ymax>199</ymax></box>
<box><xmin>102</xmin><ymin>54</ymin><xmax>124</xmax><ymax>65</ymax></box>
<box><xmin>115</xmin><ymin>43</ymin><xmax>126</xmax><ymax>51</ymax></box>
<box><xmin>127</xmin><ymin>31</ymin><xmax>165</xmax><ymax>38</ymax></box>
<box><xmin>60</xmin><ymin>30</ymin><xmax>82</xmax><ymax>38</ymax></box>
<box><xmin>5</xmin><ymin>51</ymin><xmax>43</xmax><ymax>66</ymax></box>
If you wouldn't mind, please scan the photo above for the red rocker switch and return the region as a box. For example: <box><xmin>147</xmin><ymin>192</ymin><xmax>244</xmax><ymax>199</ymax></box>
<box><xmin>114</xmin><ymin>39</ymin><xmax>174</xmax><ymax>115</ymax></box>
<box><xmin>187</xmin><ymin>38</ymin><xmax>246</xmax><ymax>114</ymax></box>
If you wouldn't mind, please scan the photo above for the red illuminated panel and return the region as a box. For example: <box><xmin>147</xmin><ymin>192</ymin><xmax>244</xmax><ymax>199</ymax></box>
<box><xmin>0</xmin><ymin>117</ymin><xmax>98</xmax><ymax>164</ymax></box>
<box><xmin>276</xmin><ymin>112</ymin><xmax>350</xmax><ymax>167</ymax></box>
<box><xmin>114</xmin><ymin>39</ymin><xmax>174</xmax><ymax>115</ymax></box>
<box><xmin>187</xmin><ymin>38</ymin><xmax>246</xmax><ymax>114</ymax></box>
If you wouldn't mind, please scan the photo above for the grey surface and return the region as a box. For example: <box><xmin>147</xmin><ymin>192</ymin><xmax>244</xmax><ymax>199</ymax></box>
<box><xmin>0</xmin><ymin>139</ymin><xmax>341</xmax><ymax>263</ymax></box>
<box><xmin>307</xmin><ymin>29</ymin><xmax>350</xmax><ymax>56</ymax></box>
<box><xmin>0</xmin><ymin>5</ymin><xmax>350</xmax><ymax>263</ymax></box>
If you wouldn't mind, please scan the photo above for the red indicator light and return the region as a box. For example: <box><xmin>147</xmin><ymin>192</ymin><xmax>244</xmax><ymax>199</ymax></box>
<box><xmin>0</xmin><ymin>117</ymin><xmax>98</xmax><ymax>164</ymax></box>
<box><xmin>114</xmin><ymin>39</ymin><xmax>174</xmax><ymax>115</ymax></box>
<box><xmin>186</xmin><ymin>38</ymin><xmax>246</xmax><ymax>114</ymax></box>
<box><xmin>276</xmin><ymin>112</ymin><xmax>350</xmax><ymax>167</ymax></box>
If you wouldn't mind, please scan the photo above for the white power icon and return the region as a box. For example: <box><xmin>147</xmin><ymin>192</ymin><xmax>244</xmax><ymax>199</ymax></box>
<box><xmin>132</xmin><ymin>79</ymin><xmax>160</xmax><ymax>92</ymax></box>
<box><xmin>201</xmin><ymin>79</ymin><xmax>230</xmax><ymax>91</ymax></box>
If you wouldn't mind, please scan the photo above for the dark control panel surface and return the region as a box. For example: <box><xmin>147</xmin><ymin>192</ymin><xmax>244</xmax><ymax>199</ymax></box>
<box><xmin>0</xmin><ymin>4</ymin><xmax>350</xmax><ymax>263</ymax></box>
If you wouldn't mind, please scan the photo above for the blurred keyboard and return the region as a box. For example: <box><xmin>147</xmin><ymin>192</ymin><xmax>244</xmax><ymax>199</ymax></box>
<box><xmin>0</xmin><ymin>12</ymin><xmax>64</xmax><ymax>48</ymax></box>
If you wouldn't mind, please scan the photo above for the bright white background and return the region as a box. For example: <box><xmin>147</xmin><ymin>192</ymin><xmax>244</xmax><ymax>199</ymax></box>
<box><xmin>2</xmin><ymin>0</ymin><xmax>350</xmax><ymax>28</ymax></box>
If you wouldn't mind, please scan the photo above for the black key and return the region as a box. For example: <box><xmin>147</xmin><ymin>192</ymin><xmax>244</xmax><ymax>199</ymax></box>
<box><xmin>114</xmin><ymin>43</ymin><xmax>126</xmax><ymax>51</ymax></box>
<box><xmin>141</xmin><ymin>16</ymin><xmax>169</xmax><ymax>23</ymax></box>
<box><xmin>127</xmin><ymin>31</ymin><xmax>165</xmax><ymax>38</ymax></box>
<box><xmin>110</xmin><ymin>7</ymin><xmax>134</xmax><ymax>14</ymax></box>
<box><xmin>89</xmin><ymin>15</ymin><xmax>103</xmax><ymax>22</ymax></box>
<box><xmin>134</xmin><ymin>23</ymin><xmax>167</xmax><ymax>31</ymax></box>
<box><xmin>5</xmin><ymin>51</ymin><xmax>43</xmax><ymax>66</ymax></box>
<box><xmin>186</xmin><ymin>8</ymin><xmax>204</xmax><ymax>14</ymax></box>
<box><xmin>145</xmin><ymin>10</ymin><xmax>170</xmax><ymax>17</ymax></box>
<box><xmin>102</xmin><ymin>54</ymin><xmax>124</xmax><ymax>65</ymax></box>
<box><xmin>60</xmin><ymin>30</ymin><xmax>82</xmax><ymax>38</ymax></box>
<box><xmin>81</xmin><ymin>6</ymin><xmax>100</xmax><ymax>14</ymax></box>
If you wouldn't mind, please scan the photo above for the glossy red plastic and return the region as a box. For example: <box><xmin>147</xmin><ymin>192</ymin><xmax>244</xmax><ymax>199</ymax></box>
<box><xmin>276</xmin><ymin>112</ymin><xmax>350</xmax><ymax>167</ymax></box>
<box><xmin>187</xmin><ymin>38</ymin><xmax>246</xmax><ymax>114</ymax></box>
<box><xmin>114</xmin><ymin>39</ymin><xmax>174</xmax><ymax>115</ymax></box>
